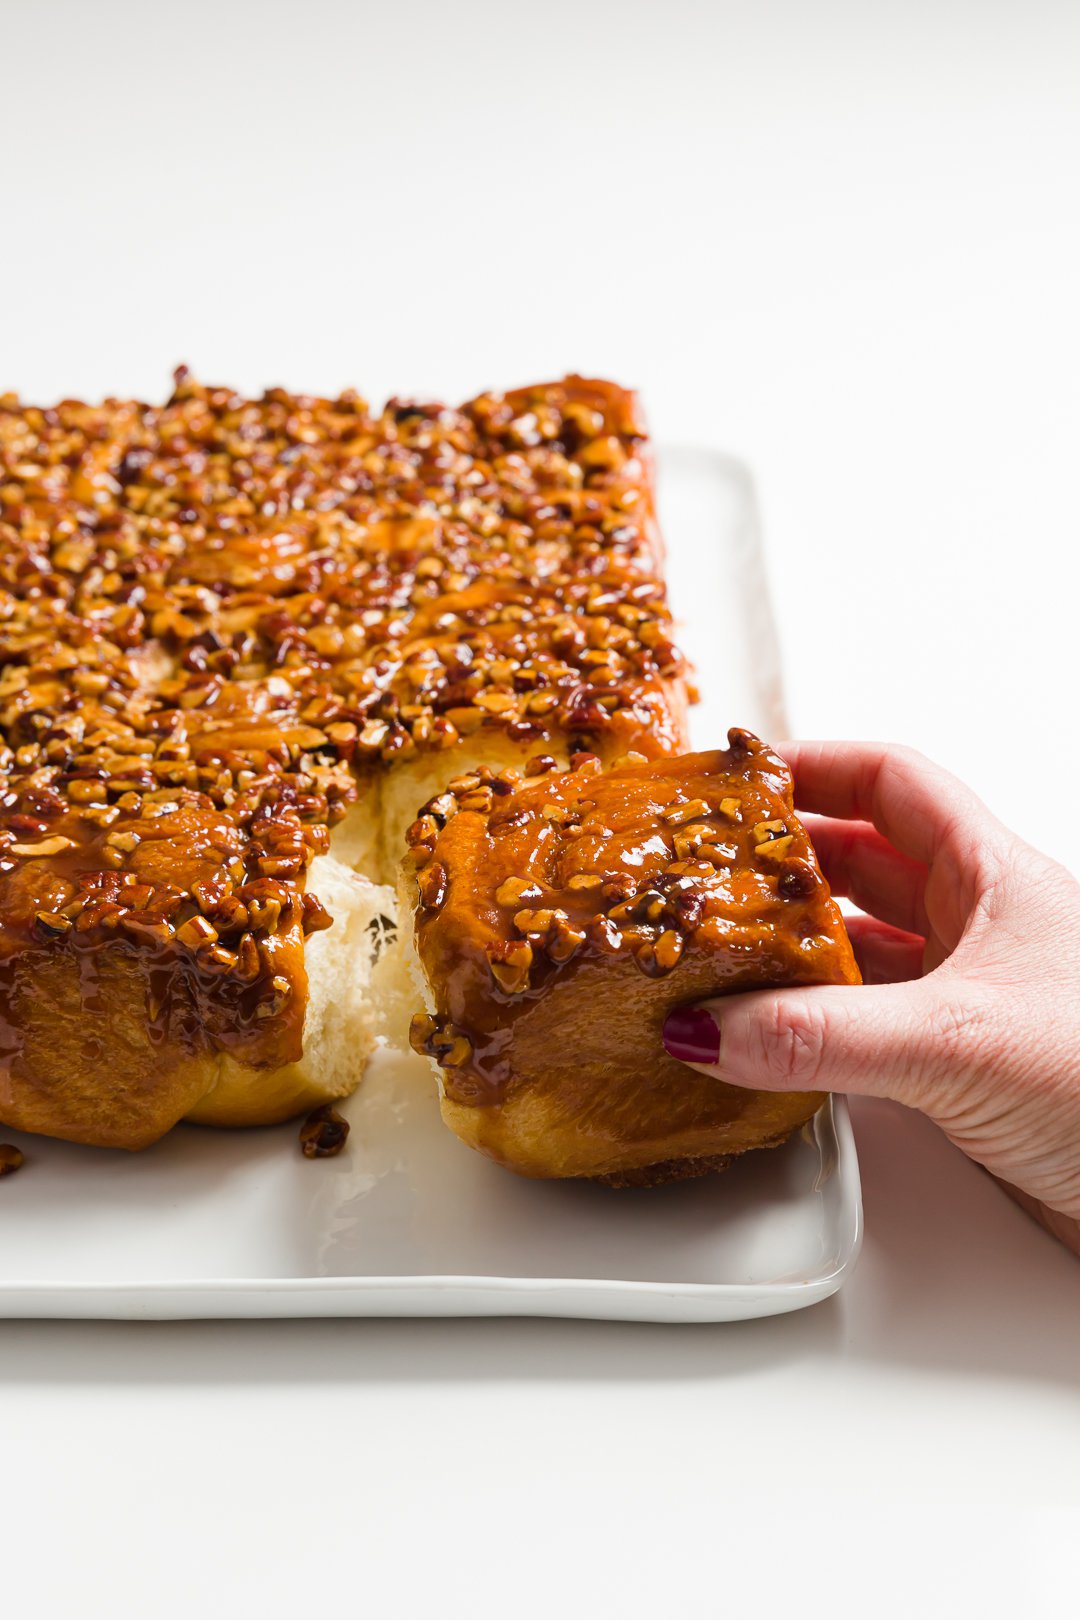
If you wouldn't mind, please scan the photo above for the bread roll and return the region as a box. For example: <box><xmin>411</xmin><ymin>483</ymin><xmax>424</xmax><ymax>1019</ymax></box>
<box><xmin>405</xmin><ymin>732</ymin><xmax>860</xmax><ymax>1184</ymax></box>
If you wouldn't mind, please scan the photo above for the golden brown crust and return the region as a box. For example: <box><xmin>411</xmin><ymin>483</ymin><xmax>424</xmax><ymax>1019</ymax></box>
<box><xmin>407</xmin><ymin>733</ymin><xmax>860</xmax><ymax>1182</ymax></box>
<box><xmin>591</xmin><ymin>1154</ymin><xmax>735</xmax><ymax>1190</ymax></box>
<box><xmin>0</xmin><ymin>371</ymin><xmax>691</xmax><ymax>1148</ymax></box>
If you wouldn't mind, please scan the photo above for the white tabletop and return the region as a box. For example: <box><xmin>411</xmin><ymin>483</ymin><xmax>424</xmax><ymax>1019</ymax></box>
<box><xmin>2</xmin><ymin>3</ymin><xmax>1078</xmax><ymax>1613</ymax></box>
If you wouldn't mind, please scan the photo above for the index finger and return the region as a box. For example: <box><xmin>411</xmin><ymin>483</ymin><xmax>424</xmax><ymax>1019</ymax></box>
<box><xmin>775</xmin><ymin>739</ymin><xmax>1004</xmax><ymax>867</ymax></box>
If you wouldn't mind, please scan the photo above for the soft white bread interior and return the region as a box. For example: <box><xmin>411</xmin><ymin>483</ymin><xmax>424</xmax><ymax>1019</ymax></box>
<box><xmin>187</xmin><ymin>852</ymin><xmax>395</xmax><ymax>1127</ymax></box>
<box><xmin>321</xmin><ymin>790</ymin><xmax>384</xmax><ymax>880</ymax></box>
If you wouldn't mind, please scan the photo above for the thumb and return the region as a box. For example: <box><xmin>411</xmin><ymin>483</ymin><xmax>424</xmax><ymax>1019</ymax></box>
<box><xmin>662</xmin><ymin>977</ymin><xmax>976</xmax><ymax>1111</ymax></box>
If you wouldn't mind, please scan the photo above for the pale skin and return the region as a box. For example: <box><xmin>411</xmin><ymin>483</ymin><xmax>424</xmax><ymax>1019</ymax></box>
<box><xmin>661</xmin><ymin>741</ymin><xmax>1080</xmax><ymax>1257</ymax></box>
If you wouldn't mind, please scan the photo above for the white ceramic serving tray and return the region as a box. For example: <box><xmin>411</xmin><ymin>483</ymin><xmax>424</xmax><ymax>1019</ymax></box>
<box><xmin>0</xmin><ymin>447</ymin><xmax>862</xmax><ymax>1322</ymax></box>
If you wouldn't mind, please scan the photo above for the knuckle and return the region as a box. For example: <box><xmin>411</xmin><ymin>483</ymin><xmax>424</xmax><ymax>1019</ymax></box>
<box><xmin>887</xmin><ymin>743</ymin><xmax>930</xmax><ymax>775</ymax></box>
<box><xmin>746</xmin><ymin>995</ymin><xmax>830</xmax><ymax>1091</ymax></box>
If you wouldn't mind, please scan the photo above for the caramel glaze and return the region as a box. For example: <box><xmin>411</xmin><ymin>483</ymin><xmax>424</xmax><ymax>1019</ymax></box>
<box><xmin>0</xmin><ymin>370</ymin><xmax>690</xmax><ymax>1146</ymax></box>
<box><xmin>408</xmin><ymin>731</ymin><xmax>861</xmax><ymax>1179</ymax></box>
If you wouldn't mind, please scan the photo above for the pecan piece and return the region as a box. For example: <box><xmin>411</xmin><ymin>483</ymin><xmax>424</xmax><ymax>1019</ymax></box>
<box><xmin>0</xmin><ymin>1144</ymin><xmax>25</xmax><ymax>1177</ymax></box>
<box><xmin>659</xmin><ymin>798</ymin><xmax>710</xmax><ymax>827</ymax></box>
<box><xmin>299</xmin><ymin>1105</ymin><xmax>350</xmax><ymax>1160</ymax></box>
<box><xmin>417</xmin><ymin>861</ymin><xmax>448</xmax><ymax>911</ymax></box>
<box><xmin>496</xmin><ymin>876</ymin><xmax>543</xmax><ymax>906</ymax></box>
<box><xmin>634</xmin><ymin>929</ymin><xmax>684</xmax><ymax>977</ymax></box>
<box><xmin>488</xmin><ymin>940</ymin><xmax>534</xmax><ymax>994</ymax></box>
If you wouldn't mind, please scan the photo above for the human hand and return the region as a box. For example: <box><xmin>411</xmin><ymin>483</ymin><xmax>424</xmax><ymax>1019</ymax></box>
<box><xmin>661</xmin><ymin>741</ymin><xmax>1080</xmax><ymax>1255</ymax></box>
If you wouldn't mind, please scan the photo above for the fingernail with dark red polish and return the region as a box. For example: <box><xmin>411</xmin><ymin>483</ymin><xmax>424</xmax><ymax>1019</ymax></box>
<box><xmin>662</xmin><ymin>1006</ymin><xmax>720</xmax><ymax>1066</ymax></box>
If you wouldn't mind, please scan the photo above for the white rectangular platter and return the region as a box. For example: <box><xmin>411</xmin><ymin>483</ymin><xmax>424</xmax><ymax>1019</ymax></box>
<box><xmin>0</xmin><ymin>447</ymin><xmax>862</xmax><ymax>1322</ymax></box>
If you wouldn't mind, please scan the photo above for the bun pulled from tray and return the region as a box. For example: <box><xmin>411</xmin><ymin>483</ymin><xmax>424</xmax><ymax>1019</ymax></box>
<box><xmin>0</xmin><ymin>371</ymin><xmax>692</xmax><ymax>1149</ymax></box>
<box><xmin>405</xmin><ymin>732</ymin><xmax>860</xmax><ymax>1184</ymax></box>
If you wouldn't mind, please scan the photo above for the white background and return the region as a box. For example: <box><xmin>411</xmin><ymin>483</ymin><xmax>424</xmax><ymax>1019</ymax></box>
<box><xmin>2</xmin><ymin>1</ymin><xmax>1079</xmax><ymax>1614</ymax></box>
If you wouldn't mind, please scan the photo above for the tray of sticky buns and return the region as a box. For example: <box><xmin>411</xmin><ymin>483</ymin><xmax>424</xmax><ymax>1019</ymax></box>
<box><xmin>0</xmin><ymin>374</ymin><xmax>861</xmax><ymax>1321</ymax></box>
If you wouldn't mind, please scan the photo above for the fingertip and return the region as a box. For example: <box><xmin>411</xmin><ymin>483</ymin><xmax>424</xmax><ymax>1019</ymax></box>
<box><xmin>662</xmin><ymin>1004</ymin><xmax>720</xmax><ymax>1067</ymax></box>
